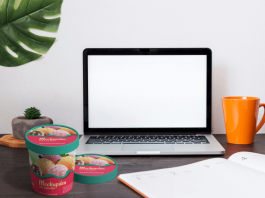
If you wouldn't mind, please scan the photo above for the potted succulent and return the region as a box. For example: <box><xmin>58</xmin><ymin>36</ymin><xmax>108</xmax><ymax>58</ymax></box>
<box><xmin>12</xmin><ymin>107</ymin><xmax>53</xmax><ymax>139</ymax></box>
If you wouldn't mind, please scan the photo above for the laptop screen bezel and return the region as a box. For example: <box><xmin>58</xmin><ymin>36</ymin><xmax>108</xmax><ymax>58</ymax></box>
<box><xmin>83</xmin><ymin>48</ymin><xmax>212</xmax><ymax>135</ymax></box>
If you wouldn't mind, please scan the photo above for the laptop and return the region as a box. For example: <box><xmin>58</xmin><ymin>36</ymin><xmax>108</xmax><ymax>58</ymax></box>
<box><xmin>77</xmin><ymin>48</ymin><xmax>225</xmax><ymax>155</ymax></box>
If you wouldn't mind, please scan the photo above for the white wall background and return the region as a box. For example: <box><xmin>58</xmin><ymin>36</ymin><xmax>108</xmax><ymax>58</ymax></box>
<box><xmin>1</xmin><ymin>0</ymin><xmax>265</xmax><ymax>134</ymax></box>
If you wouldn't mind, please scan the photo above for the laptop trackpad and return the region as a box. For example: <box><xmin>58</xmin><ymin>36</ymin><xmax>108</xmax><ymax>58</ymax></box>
<box><xmin>122</xmin><ymin>144</ymin><xmax>173</xmax><ymax>151</ymax></box>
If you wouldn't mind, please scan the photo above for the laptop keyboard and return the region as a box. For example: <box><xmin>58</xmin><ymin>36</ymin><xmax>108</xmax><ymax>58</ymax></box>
<box><xmin>86</xmin><ymin>135</ymin><xmax>209</xmax><ymax>144</ymax></box>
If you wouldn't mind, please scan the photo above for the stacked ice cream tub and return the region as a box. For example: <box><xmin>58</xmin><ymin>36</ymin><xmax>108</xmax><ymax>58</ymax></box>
<box><xmin>25</xmin><ymin>124</ymin><xmax>117</xmax><ymax>196</ymax></box>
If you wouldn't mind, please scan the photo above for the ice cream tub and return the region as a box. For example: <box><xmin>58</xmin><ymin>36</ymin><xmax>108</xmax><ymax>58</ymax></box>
<box><xmin>25</xmin><ymin>124</ymin><xmax>79</xmax><ymax>196</ymax></box>
<box><xmin>74</xmin><ymin>154</ymin><xmax>117</xmax><ymax>184</ymax></box>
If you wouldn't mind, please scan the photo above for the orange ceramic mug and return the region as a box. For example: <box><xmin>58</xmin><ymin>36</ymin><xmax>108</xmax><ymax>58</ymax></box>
<box><xmin>222</xmin><ymin>96</ymin><xmax>265</xmax><ymax>144</ymax></box>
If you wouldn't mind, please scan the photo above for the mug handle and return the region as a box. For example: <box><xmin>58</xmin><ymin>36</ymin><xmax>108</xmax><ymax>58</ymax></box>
<box><xmin>256</xmin><ymin>103</ymin><xmax>265</xmax><ymax>132</ymax></box>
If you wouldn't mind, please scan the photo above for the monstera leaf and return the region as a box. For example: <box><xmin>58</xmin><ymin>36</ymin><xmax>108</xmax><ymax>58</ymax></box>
<box><xmin>0</xmin><ymin>0</ymin><xmax>63</xmax><ymax>67</ymax></box>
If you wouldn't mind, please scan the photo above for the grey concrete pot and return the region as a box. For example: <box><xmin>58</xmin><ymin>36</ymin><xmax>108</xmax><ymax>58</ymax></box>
<box><xmin>12</xmin><ymin>116</ymin><xmax>53</xmax><ymax>140</ymax></box>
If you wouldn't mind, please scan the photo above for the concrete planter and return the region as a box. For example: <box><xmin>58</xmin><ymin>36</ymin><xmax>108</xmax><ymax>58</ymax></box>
<box><xmin>12</xmin><ymin>116</ymin><xmax>53</xmax><ymax>140</ymax></box>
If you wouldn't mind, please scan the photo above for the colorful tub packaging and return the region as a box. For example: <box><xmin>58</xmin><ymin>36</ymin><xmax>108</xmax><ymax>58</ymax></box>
<box><xmin>74</xmin><ymin>154</ymin><xmax>117</xmax><ymax>184</ymax></box>
<box><xmin>25</xmin><ymin>124</ymin><xmax>79</xmax><ymax>196</ymax></box>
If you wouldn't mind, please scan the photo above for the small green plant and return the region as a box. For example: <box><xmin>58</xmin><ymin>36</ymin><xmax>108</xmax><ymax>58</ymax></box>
<box><xmin>24</xmin><ymin>107</ymin><xmax>41</xmax><ymax>119</ymax></box>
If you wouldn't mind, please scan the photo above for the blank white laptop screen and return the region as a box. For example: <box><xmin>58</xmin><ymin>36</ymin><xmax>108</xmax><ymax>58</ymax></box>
<box><xmin>88</xmin><ymin>55</ymin><xmax>207</xmax><ymax>128</ymax></box>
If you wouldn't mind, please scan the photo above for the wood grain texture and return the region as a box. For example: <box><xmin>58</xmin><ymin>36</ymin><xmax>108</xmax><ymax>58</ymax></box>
<box><xmin>1</xmin><ymin>134</ymin><xmax>265</xmax><ymax>198</ymax></box>
<box><xmin>0</xmin><ymin>135</ymin><xmax>26</xmax><ymax>148</ymax></box>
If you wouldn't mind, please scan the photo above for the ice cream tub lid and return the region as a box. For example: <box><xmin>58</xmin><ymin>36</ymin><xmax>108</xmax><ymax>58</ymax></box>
<box><xmin>25</xmin><ymin>124</ymin><xmax>79</xmax><ymax>155</ymax></box>
<box><xmin>74</xmin><ymin>154</ymin><xmax>117</xmax><ymax>184</ymax></box>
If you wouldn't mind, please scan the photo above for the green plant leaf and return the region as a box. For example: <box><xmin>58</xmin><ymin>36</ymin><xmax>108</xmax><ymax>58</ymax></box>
<box><xmin>0</xmin><ymin>0</ymin><xmax>63</xmax><ymax>67</ymax></box>
<box><xmin>59</xmin><ymin>154</ymin><xmax>70</xmax><ymax>157</ymax></box>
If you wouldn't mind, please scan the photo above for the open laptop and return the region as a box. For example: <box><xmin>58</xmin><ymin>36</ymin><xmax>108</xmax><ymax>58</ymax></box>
<box><xmin>77</xmin><ymin>48</ymin><xmax>225</xmax><ymax>155</ymax></box>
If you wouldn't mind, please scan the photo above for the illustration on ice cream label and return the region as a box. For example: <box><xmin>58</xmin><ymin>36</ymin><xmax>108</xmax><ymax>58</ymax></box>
<box><xmin>29</xmin><ymin>151</ymin><xmax>75</xmax><ymax>178</ymax></box>
<box><xmin>27</xmin><ymin>126</ymin><xmax>77</xmax><ymax>146</ymax></box>
<box><xmin>29</xmin><ymin>151</ymin><xmax>75</xmax><ymax>194</ymax></box>
<box><xmin>74</xmin><ymin>154</ymin><xmax>116</xmax><ymax>176</ymax></box>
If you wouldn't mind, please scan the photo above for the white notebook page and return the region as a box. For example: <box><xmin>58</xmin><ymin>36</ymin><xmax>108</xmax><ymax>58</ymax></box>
<box><xmin>119</xmin><ymin>156</ymin><xmax>265</xmax><ymax>198</ymax></box>
<box><xmin>228</xmin><ymin>152</ymin><xmax>265</xmax><ymax>173</ymax></box>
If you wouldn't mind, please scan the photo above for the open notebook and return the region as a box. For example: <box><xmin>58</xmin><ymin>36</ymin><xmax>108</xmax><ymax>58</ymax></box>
<box><xmin>118</xmin><ymin>152</ymin><xmax>265</xmax><ymax>198</ymax></box>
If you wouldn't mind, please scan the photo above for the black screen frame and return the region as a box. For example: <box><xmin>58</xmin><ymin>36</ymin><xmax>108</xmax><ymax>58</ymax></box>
<box><xmin>83</xmin><ymin>48</ymin><xmax>212</xmax><ymax>135</ymax></box>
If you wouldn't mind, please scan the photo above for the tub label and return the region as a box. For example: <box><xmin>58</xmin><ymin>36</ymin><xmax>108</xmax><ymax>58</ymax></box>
<box><xmin>28</xmin><ymin>151</ymin><xmax>76</xmax><ymax>196</ymax></box>
<box><xmin>27</xmin><ymin>125</ymin><xmax>78</xmax><ymax>146</ymax></box>
<box><xmin>75</xmin><ymin>154</ymin><xmax>117</xmax><ymax>176</ymax></box>
<box><xmin>28</xmin><ymin>136</ymin><xmax>77</xmax><ymax>146</ymax></box>
<box><xmin>31</xmin><ymin>171</ymin><xmax>74</xmax><ymax>196</ymax></box>
<box><xmin>75</xmin><ymin>165</ymin><xmax>116</xmax><ymax>175</ymax></box>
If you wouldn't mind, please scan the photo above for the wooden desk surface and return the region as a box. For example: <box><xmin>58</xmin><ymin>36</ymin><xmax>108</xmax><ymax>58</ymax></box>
<box><xmin>1</xmin><ymin>134</ymin><xmax>265</xmax><ymax>198</ymax></box>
